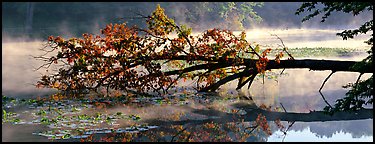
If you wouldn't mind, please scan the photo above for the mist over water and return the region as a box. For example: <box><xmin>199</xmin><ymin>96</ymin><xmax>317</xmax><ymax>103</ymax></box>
<box><xmin>238</xmin><ymin>28</ymin><xmax>371</xmax><ymax>49</ymax></box>
<box><xmin>2</xmin><ymin>40</ymin><xmax>56</xmax><ymax>98</ymax></box>
<box><xmin>2</xmin><ymin>29</ymin><xmax>370</xmax><ymax>99</ymax></box>
<box><xmin>2</xmin><ymin>2</ymin><xmax>373</xmax><ymax>142</ymax></box>
<box><xmin>2</xmin><ymin>2</ymin><xmax>373</xmax><ymax>38</ymax></box>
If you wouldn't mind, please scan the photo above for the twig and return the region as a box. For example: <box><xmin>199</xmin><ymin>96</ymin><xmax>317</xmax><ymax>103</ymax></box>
<box><xmin>236</xmin><ymin>70</ymin><xmax>257</xmax><ymax>90</ymax></box>
<box><xmin>355</xmin><ymin>73</ymin><xmax>364</xmax><ymax>89</ymax></box>
<box><xmin>281</xmin><ymin>121</ymin><xmax>295</xmax><ymax>142</ymax></box>
<box><xmin>279</xmin><ymin>103</ymin><xmax>287</xmax><ymax>113</ymax></box>
<box><xmin>319</xmin><ymin>71</ymin><xmax>335</xmax><ymax>92</ymax></box>
<box><xmin>262</xmin><ymin>73</ymin><xmax>265</xmax><ymax>84</ymax></box>
<box><xmin>248</xmin><ymin>45</ymin><xmax>262</xmax><ymax>58</ymax></box>
<box><xmin>33</xmin><ymin>61</ymin><xmax>54</xmax><ymax>71</ymax></box>
<box><xmin>318</xmin><ymin>71</ymin><xmax>335</xmax><ymax>108</ymax></box>
<box><xmin>165</xmin><ymin>73</ymin><xmax>184</xmax><ymax>92</ymax></box>
<box><xmin>280</xmin><ymin>68</ymin><xmax>286</xmax><ymax>75</ymax></box>
<box><xmin>354</xmin><ymin>73</ymin><xmax>364</xmax><ymax>100</ymax></box>
<box><xmin>270</xmin><ymin>34</ymin><xmax>294</xmax><ymax>60</ymax></box>
<box><xmin>282</xmin><ymin>134</ymin><xmax>287</xmax><ymax>142</ymax></box>
<box><xmin>245</xmin><ymin>125</ymin><xmax>259</xmax><ymax>134</ymax></box>
<box><xmin>247</xmin><ymin>72</ymin><xmax>258</xmax><ymax>90</ymax></box>
<box><xmin>185</xmin><ymin>133</ymin><xmax>192</xmax><ymax>142</ymax></box>
<box><xmin>319</xmin><ymin>91</ymin><xmax>333</xmax><ymax>109</ymax></box>
<box><xmin>238</xmin><ymin>66</ymin><xmax>249</xmax><ymax>88</ymax></box>
<box><xmin>171</xmin><ymin>127</ymin><xmax>187</xmax><ymax>142</ymax></box>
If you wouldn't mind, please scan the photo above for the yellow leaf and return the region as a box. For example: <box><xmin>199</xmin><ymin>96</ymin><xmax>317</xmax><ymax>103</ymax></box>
<box><xmin>53</xmin><ymin>82</ymin><xmax>60</xmax><ymax>88</ymax></box>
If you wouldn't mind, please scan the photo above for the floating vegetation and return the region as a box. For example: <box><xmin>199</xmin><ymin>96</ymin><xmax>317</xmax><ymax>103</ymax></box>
<box><xmin>33</xmin><ymin>124</ymin><xmax>159</xmax><ymax>140</ymax></box>
<box><xmin>267</xmin><ymin>47</ymin><xmax>367</xmax><ymax>58</ymax></box>
<box><xmin>2</xmin><ymin>109</ymin><xmax>21</xmax><ymax>124</ymax></box>
<box><xmin>2</xmin><ymin>91</ymin><xmax>249</xmax><ymax>141</ymax></box>
<box><xmin>2</xmin><ymin>94</ymin><xmax>202</xmax><ymax>141</ymax></box>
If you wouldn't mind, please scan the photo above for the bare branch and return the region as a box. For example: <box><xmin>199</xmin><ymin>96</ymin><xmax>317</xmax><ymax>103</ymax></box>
<box><xmin>33</xmin><ymin>61</ymin><xmax>54</xmax><ymax>71</ymax></box>
<box><xmin>319</xmin><ymin>71</ymin><xmax>335</xmax><ymax>109</ymax></box>
<box><xmin>248</xmin><ymin>45</ymin><xmax>261</xmax><ymax>58</ymax></box>
<box><xmin>319</xmin><ymin>71</ymin><xmax>335</xmax><ymax>92</ymax></box>
<box><xmin>236</xmin><ymin>70</ymin><xmax>257</xmax><ymax>90</ymax></box>
<box><xmin>354</xmin><ymin>73</ymin><xmax>364</xmax><ymax>100</ymax></box>
<box><xmin>281</xmin><ymin>121</ymin><xmax>295</xmax><ymax>142</ymax></box>
<box><xmin>245</xmin><ymin>125</ymin><xmax>259</xmax><ymax>134</ymax></box>
<box><xmin>165</xmin><ymin>73</ymin><xmax>184</xmax><ymax>93</ymax></box>
<box><xmin>271</xmin><ymin>34</ymin><xmax>294</xmax><ymax>60</ymax></box>
<box><xmin>355</xmin><ymin>73</ymin><xmax>364</xmax><ymax>89</ymax></box>
<box><xmin>280</xmin><ymin>68</ymin><xmax>286</xmax><ymax>75</ymax></box>
<box><xmin>279</xmin><ymin>103</ymin><xmax>288</xmax><ymax>113</ymax></box>
<box><xmin>171</xmin><ymin>127</ymin><xmax>187</xmax><ymax>142</ymax></box>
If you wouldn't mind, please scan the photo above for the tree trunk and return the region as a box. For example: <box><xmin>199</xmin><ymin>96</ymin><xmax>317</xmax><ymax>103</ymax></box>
<box><xmin>195</xmin><ymin>59</ymin><xmax>372</xmax><ymax>92</ymax></box>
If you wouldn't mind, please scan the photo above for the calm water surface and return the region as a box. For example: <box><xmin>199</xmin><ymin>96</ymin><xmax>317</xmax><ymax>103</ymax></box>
<box><xmin>2</xmin><ymin>29</ymin><xmax>373</xmax><ymax>142</ymax></box>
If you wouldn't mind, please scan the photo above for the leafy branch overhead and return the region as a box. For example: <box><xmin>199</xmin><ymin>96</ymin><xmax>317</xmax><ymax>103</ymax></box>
<box><xmin>34</xmin><ymin>4</ymin><xmax>290</xmax><ymax>97</ymax></box>
<box><xmin>34</xmin><ymin>3</ymin><xmax>373</xmax><ymax>114</ymax></box>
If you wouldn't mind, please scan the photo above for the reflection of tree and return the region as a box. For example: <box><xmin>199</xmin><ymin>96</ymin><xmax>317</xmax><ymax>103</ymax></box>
<box><xmin>239</xmin><ymin>70</ymin><xmax>372</xmax><ymax>113</ymax></box>
<box><xmin>76</xmin><ymin>99</ymin><xmax>372</xmax><ymax>142</ymax></box>
<box><xmin>138</xmin><ymin>104</ymin><xmax>371</xmax><ymax>142</ymax></box>
<box><xmin>277</xmin><ymin>90</ymin><xmax>349</xmax><ymax>113</ymax></box>
<box><xmin>290</xmin><ymin>119</ymin><xmax>373</xmax><ymax>139</ymax></box>
<box><xmin>142</xmin><ymin>102</ymin><xmax>372</xmax><ymax>127</ymax></box>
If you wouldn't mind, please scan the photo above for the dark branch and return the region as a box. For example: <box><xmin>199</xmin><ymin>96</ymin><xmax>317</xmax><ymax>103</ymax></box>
<box><xmin>319</xmin><ymin>71</ymin><xmax>335</xmax><ymax>92</ymax></box>
<box><xmin>319</xmin><ymin>71</ymin><xmax>335</xmax><ymax>109</ymax></box>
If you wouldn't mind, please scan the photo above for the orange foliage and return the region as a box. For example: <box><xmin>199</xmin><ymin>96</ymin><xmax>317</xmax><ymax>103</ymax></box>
<box><xmin>36</xmin><ymin>4</ymin><xmax>290</xmax><ymax>98</ymax></box>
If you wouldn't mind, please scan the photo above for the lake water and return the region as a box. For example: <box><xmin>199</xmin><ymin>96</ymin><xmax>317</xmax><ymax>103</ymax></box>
<box><xmin>2</xmin><ymin>29</ymin><xmax>373</xmax><ymax>142</ymax></box>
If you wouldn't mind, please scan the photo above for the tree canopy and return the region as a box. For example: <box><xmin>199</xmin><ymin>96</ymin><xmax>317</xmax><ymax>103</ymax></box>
<box><xmin>35</xmin><ymin>4</ymin><xmax>288</xmax><ymax>98</ymax></box>
<box><xmin>35</xmin><ymin>4</ymin><xmax>372</xmax><ymax>114</ymax></box>
<box><xmin>161</xmin><ymin>2</ymin><xmax>264</xmax><ymax>30</ymax></box>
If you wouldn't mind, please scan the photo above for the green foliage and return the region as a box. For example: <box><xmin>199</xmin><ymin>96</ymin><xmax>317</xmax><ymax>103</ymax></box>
<box><xmin>178</xmin><ymin>25</ymin><xmax>192</xmax><ymax>39</ymax></box>
<box><xmin>296</xmin><ymin>2</ymin><xmax>373</xmax><ymax>113</ymax></box>
<box><xmin>3</xmin><ymin>2</ymin><xmax>263</xmax><ymax>39</ymax></box>
<box><xmin>162</xmin><ymin>2</ymin><xmax>263</xmax><ymax>30</ymax></box>
<box><xmin>147</xmin><ymin>4</ymin><xmax>176</xmax><ymax>36</ymax></box>
<box><xmin>296</xmin><ymin>2</ymin><xmax>373</xmax><ymax>22</ymax></box>
<box><xmin>36</xmin><ymin>109</ymin><xmax>47</xmax><ymax>116</ymax></box>
<box><xmin>2</xmin><ymin>110</ymin><xmax>7</xmax><ymax>122</ymax></box>
<box><xmin>2</xmin><ymin>110</ymin><xmax>20</xmax><ymax>124</ymax></box>
<box><xmin>268</xmin><ymin>47</ymin><xmax>367</xmax><ymax>58</ymax></box>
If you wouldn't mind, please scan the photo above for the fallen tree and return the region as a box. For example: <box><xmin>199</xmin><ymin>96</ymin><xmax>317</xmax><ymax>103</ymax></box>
<box><xmin>35</xmin><ymin>5</ymin><xmax>372</xmax><ymax>112</ymax></box>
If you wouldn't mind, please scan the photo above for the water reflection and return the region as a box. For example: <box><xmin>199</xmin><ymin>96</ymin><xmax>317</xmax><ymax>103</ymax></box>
<box><xmin>2</xmin><ymin>29</ymin><xmax>373</xmax><ymax>142</ymax></box>
<box><xmin>1</xmin><ymin>28</ymin><xmax>370</xmax><ymax>97</ymax></box>
<box><xmin>269</xmin><ymin>124</ymin><xmax>373</xmax><ymax>142</ymax></box>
